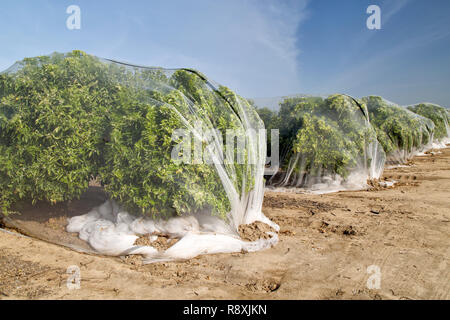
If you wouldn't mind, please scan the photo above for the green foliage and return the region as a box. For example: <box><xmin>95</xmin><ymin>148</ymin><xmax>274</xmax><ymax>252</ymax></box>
<box><xmin>255</xmin><ymin>106</ymin><xmax>279</xmax><ymax>149</ymax></box>
<box><xmin>0</xmin><ymin>51</ymin><xmax>256</xmax><ymax>218</ymax></box>
<box><xmin>407</xmin><ymin>103</ymin><xmax>449</xmax><ymax>141</ymax></box>
<box><xmin>99</xmin><ymin>70</ymin><xmax>243</xmax><ymax>218</ymax></box>
<box><xmin>0</xmin><ymin>51</ymin><xmax>112</xmax><ymax>213</ymax></box>
<box><xmin>363</xmin><ymin>96</ymin><xmax>434</xmax><ymax>156</ymax></box>
<box><xmin>258</xmin><ymin>94</ymin><xmax>377</xmax><ymax>181</ymax></box>
<box><xmin>255</xmin><ymin>107</ymin><xmax>277</xmax><ymax>131</ymax></box>
<box><xmin>290</xmin><ymin>94</ymin><xmax>374</xmax><ymax>178</ymax></box>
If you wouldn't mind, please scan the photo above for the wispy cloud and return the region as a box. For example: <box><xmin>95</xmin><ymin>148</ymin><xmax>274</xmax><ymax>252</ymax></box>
<box><xmin>0</xmin><ymin>0</ymin><xmax>309</xmax><ymax>99</ymax></box>
<box><xmin>338</xmin><ymin>26</ymin><xmax>450</xmax><ymax>88</ymax></box>
<box><xmin>336</xmin><ymin>0</ymin><xmax>412</xmax><ymax>67</ymax></box>
<box><xmin>382</xmin><ymin>0</ymin><xmax>412</xmax><ymax>25</ymax></box>
<box><xmin>319</xmin><ymin>0</ymin><xmax>420</xmax><ymax>93</ymax></box>
<box><xmin>107</xmin><ymin>0</ymin><xmax>310</xmax><ymax>97</ymax></box>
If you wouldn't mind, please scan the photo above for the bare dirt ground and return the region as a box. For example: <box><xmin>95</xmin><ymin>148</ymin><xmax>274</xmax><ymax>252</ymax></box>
<box><xmin>0</xmin><ymin>148</ymin><xmax>449</xmax><ymax>300</ymax></box>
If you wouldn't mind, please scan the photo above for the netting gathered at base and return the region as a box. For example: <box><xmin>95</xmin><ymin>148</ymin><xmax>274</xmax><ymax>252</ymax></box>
<box><xmin>0</xmin><ymin>51</ymin><xmax>278</xmax><ymax>263</ymax></box>
<box><xmin>407</xmin><ymin>102</ymin><xmax>450</xmax><ymax>148</ymax></box>
<box><xmin>1</xmin><ymin>51</ymin><xmax>448</xmax><ymax>261</ymax></box>
<box><xmin>255</xmin><ymin>94</ymin><xmax>386</xmax><ymax>193</ymax></box>
<box><xmin>362</xmin><ymin>96</ymin><xmax>437</xmax><ymax>164</ymax></box>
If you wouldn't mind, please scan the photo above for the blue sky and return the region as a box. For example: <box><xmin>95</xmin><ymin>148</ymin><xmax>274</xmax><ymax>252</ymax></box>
<box><xmin>0</xmin><ymin>0</ymin><xmax>449</xmax><ymax>106</ymax></box>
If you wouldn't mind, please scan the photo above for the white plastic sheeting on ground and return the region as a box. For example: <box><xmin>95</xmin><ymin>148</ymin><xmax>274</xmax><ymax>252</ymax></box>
<box><xmin>67</xmin><ymin>200</ymin><xmax>278</xmax><ymax>263</ymax></box>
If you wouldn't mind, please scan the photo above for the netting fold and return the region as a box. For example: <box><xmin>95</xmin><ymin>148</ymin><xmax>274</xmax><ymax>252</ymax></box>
<box><xmin>406</xmin><ymin>102</ymin><xmax>450</xmax><ymax>148</ymax></box>
<box><xmin>362</xmin><ymin>96</ymin><xmax>437</xmax><ymax>164</ymax></box>
<box><xmin>255</xmin><ymin>94</ymin><xmax>386</xmax><ymax>193</ymax></box>
<box><xmin>0</xmin><ymin>51</ymin><xmax>277</xmax><ymax>263</ymax></box>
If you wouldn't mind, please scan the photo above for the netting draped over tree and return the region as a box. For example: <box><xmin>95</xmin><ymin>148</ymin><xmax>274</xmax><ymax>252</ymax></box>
<box><xmin>0</xmin><ymin>51</ymin><xmax>277</xmax><ymax>263</ymax></box>
<box><xmin>362</xmin><ymin>96</ymin><xmax>436</xmax><ymax>164</ymax></box>
<box><xmin>255</xmin><ymin>94</ymin><xmax>385</xmax><ymax>193</ymax></box>
<box><xmin>407</xmin><ymin>103</ymin><xmax>450</xmax><ymax>147</ymax></box>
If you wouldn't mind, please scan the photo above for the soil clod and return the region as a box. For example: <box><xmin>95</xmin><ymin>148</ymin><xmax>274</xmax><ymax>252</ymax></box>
<box><xmin>239</xmin><ymin>221</ymin><xmax>277</xmax><ymax>242</ymax></box>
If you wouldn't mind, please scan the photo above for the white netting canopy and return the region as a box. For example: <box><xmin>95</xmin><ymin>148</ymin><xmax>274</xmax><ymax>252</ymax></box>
<box><xmin>255</xmin><ymin>94</ymin><xmax>385</xmax><ymax>193</ymax></box>
<box><xmin>0</xmin><ymin>51</ymin><xmax>278</xmax><ymax>263</ymax></box>
<box><xmin>362</xmin><ymin>96</ymin><xmax>436</xmax><ymax>164</ymax></box>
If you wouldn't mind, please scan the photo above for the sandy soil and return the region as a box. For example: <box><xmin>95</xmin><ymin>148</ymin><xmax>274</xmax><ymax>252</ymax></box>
<box><xmin>0</xmin><ymin>148</ymin><xmax>449</xmax><ymax>300</ymax></box>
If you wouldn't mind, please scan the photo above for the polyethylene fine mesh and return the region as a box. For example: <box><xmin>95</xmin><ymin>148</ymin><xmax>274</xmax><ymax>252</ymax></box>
<box><xmin>0</xmin><ymin>51</ymin><xmax>277</xmax><ymax>263</ymax></box>
<box><xmin>362</xmin><ymin>96</ymin><xmax>436</xmax><ymax>164</ymax></box>
<box><xmin>256</xmin><ymin>94</ymin><xmax>385</xmax><ymax>193</ymax></box>
<box><xmin>407</xmin><ymin>103</ymin><xmax>450</xmax><ymax>147</ymax></box>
